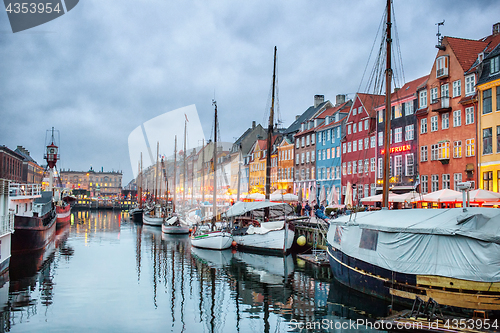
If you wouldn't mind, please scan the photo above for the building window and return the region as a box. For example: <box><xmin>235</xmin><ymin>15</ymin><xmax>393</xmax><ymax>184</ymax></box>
<box><xmin>431</xmin><ymin>144</ymin><xmax>439</xmax><ymax>161</ymax></box>
<box><xmin>326</xmin><ymin>129</ymin><xmax>330</xmax><ymax>142</ymax></box>
<box><xmin>358</xmin><ymin>139</ymin><xmax>363</xmax><ymax>150</ymax></box>
<box><xmin>311</xmin><ymin>151</ymin><xmax>315</xmax><ymax>162</ymax></box>
<box><xmin>378</xmin><ymin>110</ymin><xmax>384</xmax><ymax>123</ymax></box>
<box><xmin>342</xmin><ymin>143</ymin><xmax>346</xmax><ymax>154</ymax></box>
<box><xmin>370</xmin><ymin>136</ymin><xmax>376</xmax><ymax>148</ymax></box>
<box><xmin>378</xmin><ymin>132</ymin><xmax>383</xmax><ymax>146</ymax></box>
<box><xmin>436</xmin><ymin>55</ymin><xmax>449</xmax><ymax>78</ymax></box>
<box><xmin>453</xmin><ymin>141</ymin><xmax>462</xmax><ymax>158</ymax></box>
<box><xmin>353</xmin><ymin>161</ymin><xmax>357</xmax><ymax>174</ymax></box>
<box><xmin>353</xmin><ymin>140</ymin><xmax>357</xmax><ymax>152</ymax></box>
<box><xmin>497</xmin><ymin>86</ymin><xmax>500</xmax><ymax>111</ymax></box>
<box><xmin>306</xmin><ymin>152</ymin><xmax>310</xmax><ymax>163</ymax></box>
<box><xmin>370</xmin><ymin>157</ymin><xmax>375</xmax><ymax>172</ymax></box>
<box><xmin>311</xmin><ymin>133</ymin><xmax>315</xmax><ymax>144</ymax></box>
<box><xmin>306</xmin><ymin>135</ymin><xmax>310</xmax><ymax>146</ymax></box>
<box><xmin>431</xmin><ymin>116</ymin><xmax>438</xmax><ymax>132</ymax></box>
<box><xmin>405</xmin><ymin>101</ymin><xmax>414</xmax><ymax>116</ymax></box>
<box><xmin>431</xmin><ymin>174</ymin><xmax>439</xmax><ymax>192</ymax></box>
<box><xmin>348</xmin><ymin>124</ymin><xmax>352</xmax><ymax>134</ymax></box>
<box><xmin>405</xmin><ymin>125</ymin><xmax>414</xmax><ymax>141</ymax></box>
<box><xmin>421</xmin><ymin>175</ymin><xmax>428</xmax><ymax>194</ymax></box>
<box><xmin>483</xmin><ymin>171</ymin><xmax>493</xmax><ymax>191</ymax></box>
<box><xmin>465</xmin><ymin>107</ymin><xmax>474</xmax><ymax>125</ymax></box>
<box><xmin>348</xmin><ymin>142</ymin><xmax>352</xmax><ymax>152</ymax></box>
<box><xmin>452</xmin><ymin>80</ymin><xmax>461</xmax><ymax>98</ymax></box>
<box><xmin>318</xmin><ymin>132</ymin><xmax>322</xmax><ymax>143</ymax></box>
<box><xmin>441</xmin><ymin>83</ymin><xmax>449</xmax><ymax>99</ymax></box>
<box><xmin>466</xmin><ymin>138</ymin><xmax>475</xmax><ymax>157</ymax></box>
<box><xmin>337</xmin><ymin>146</ymin><xmax>340</xmax><ymax>158</ymax></box>
<box><xmin>301</xmin><ymin>153</ymin><xmax>305</xmax><ymax>164</ymax></box>
<box><xmin>364</xmin><ymin>119</ymin><xmax>369</xmax><ymax>130</ymax></box>
<box><xmin>442</xmin><ymin>174</ymin><xmax>450</xmax><ymax>190</ymax></box>
<box><xmin>378</xmin><ymin>158</ymin><xmax>383</xmax><ymax>179</ymax></box>
<box><xmin>353</xmin><ymin>122</ymin><xmax>357</xmax><ymax>133</ymax></box>
<box><xmin>347</xmin><ymin>162</ymin><xmax>351</xmax><ymax>175</ymax></box>
<box><xmin>358</xmin><ymin>160</ymin><xmax>363</xmax><ymax>174</ymax></box>
<box><xmin>497</xmin><ymin>126</ymin><xmax>500</xmax><ymax>153</ymax></box>
<box><xmin>394</xmin><ymin>104</ymin><xmax>402</xmax><ymax>118</ymax></box>
<box><xmin>442</xmin><ymin>113</ymin><xmax>449</xmax><ymax>129</ymax></box>
<box><xmin>296</xmin><ymin>153</ymin><xmax>299</xmax><ymax>165</ymax></box>
<box><xmin>454</xmin><ymin>173</ymin><xmax>462</xmax><ymax>191</ymax></box>
<box><xmin>491</xmin><ymin>55</ymin><xmax>500</xmax><ymax>75</ymax></box>
<box><xmin>483</xmin><ymin>89</ymin><xmax>492</xmax><ymax>115</ymax></box>
<box><xmin>453</xmin><ymin>110</ymin><xmax>461</xmax><ymax>127</ymax></box>
<box><xmin>405</xmin><ymin>154</ymin><xmax>414</xmax><ymax>176</ymax></box>
<box><xmin>326</xmin><ymin>149</ymin><xmax>330</xmax><ymax>159</ymax></box>
<box><xmin>421</xmin><ymin>118</ymin><xmax>427</xmax><ymax>134</ymax></box>
<box><xmin>421</xmin><ymin>146</ymin><xmax>428</xmax><ymax>162</ymax></box>
<box><xmin>353</xmin><ymin>107</ymin><xmax>357</xmax><ymax>116</ymax></box>
<box><xmin>465</xmin><ymin>74</ymin><xmax>475</xmax><ymax>96</ymax></box>
<box><xmin>394</xmin><ymin>127</ymin><xmax>403</xmax><ymax>143</ymax></box>
<box><xmin>430</xmin><ymin>87</ymin><xmax>438</xmax><ymax>104</ymax></box>
<box><xmin>342</xmin><ymin>163</ymin><xmax>346</xmax><ymax>176</ymax></box>
<box><xmin>438</xmin><ymin>141</ymin><xmax>450</xmax><ymax>160</ymax></box>
<box><xmin>483</xmin><ymin>127</ymin><xmax>493</xmax><ymax>155</ymax></box>
<box><xmin>306</xmin><ymin>168</ymin><xmax>310</xmax><ymax>180</ymax></box>
<box><xmin>296</xmin><ymin>139</ymin><xmax>299</xmax><ymax>148</ymax></box>
<box><xmin>301</xmin><ymin>137</ymin><xmax>305</xmax><ymax>147</ymax></box>
<box><xmin>419</xmin><ymin>90</ymin><xmax>427</xmax><ymax>108</ymax></box>
<box><xmin>358</xmin><ymin>122</ymin><xmax>362</xmax><ymax>132</ymax></box>
<box><xmin>364</xmin><ymin>137</ymin><xmax>369</xmax><ymax>150</ymax></box>
<box><xmin>394</xmin><ymin>155</ymin><xmax>402</xmax><ymax>177</ymax></box>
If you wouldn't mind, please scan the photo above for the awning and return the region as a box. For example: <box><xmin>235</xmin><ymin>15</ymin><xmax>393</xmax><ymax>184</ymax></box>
<box><xmin>223</xmin><ymin>201</ymin><xmax>293</xmax><ymax>218</ymax></box>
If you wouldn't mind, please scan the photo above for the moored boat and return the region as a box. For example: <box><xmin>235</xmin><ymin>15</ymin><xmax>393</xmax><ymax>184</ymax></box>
<box><xmin>0</xmin><ymin>179</ymin><xmax>14</xmax><ymax>274</ymax></box>
<box><xmin>191</xmin><ymin>229</ymin><xmax>233</xmax><ymax>250</ymax></box>
<box><xmin>162</xmin><ymin>215</ymin><xmax>190</xmax><ymax>234</ymax></box>
<box><xmin>129</xmin><ymin>207</ymin><xmax>143</xmax><ymax>223</ymax></box>
<box><xmin>11</xmin><ymin>186</ymin><xmax>56</xmax><ymax>254</ymax></box>
<box><xmin>142</xmin><ymin>205</ymin><xmax>163</xmax><ymax>226</ymax></box>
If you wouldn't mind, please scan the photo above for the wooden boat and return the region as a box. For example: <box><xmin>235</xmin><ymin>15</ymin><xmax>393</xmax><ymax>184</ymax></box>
<box><xmin>142</xmin><ymin>204</ymin><xmax>163</xmax><ymax>226</ymax></box>
<box><xmin>162</xmin><ymin>215</ymin><xmax>190</xmax><ymax>234</ymax></box>
<box><xmin>326</xmin><ymin>1</ymin><xmax>500</xmax><ymax>317</ymax></box>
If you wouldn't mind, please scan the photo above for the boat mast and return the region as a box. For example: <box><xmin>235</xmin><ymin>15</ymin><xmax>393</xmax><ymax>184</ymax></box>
<box><xmin>237</xmin><ymin>146</ymin><xmax>241</xmax><ymax>202</ymax></box>
<box><xmin>265</xmin><ymin>46</ymin><xmax>277</xmax><ymax>200</ymax></box>
<box><xmin>155</xmin><ymin>142</ymin><xmax>159</xmax><ymax>205</ymax></box>
<box><xmin>265</xmin><ymin>46</ymin><xmax>277</xmax><ymax>219</ymax></box>
<box><xmin>140</xmin><ymin>153</ymin><xmax>143</xmax><ymax>209</ymax></box>
<box><xmin>183</xmin><ymin>119</ymin><xmax>187</xmax><ymax>209</ymax></box>
<box><xmin>382</xmin><ymin>0</ymin><xmax>392</xmax><ymax>208</ymax></box>
<box><xmin>173</xmin><ymin>136</ymin><xmax>177</xmax><ymax>213</ymax></box>
<box><xmin>201</xmin><ymin>139</ymin><xmax>205</xmax><ymax>204</ymax></box>
<box><xmin>212</xmin><ymin>99</ymin><xmax>218</xmax><ymax>226</ymax></box>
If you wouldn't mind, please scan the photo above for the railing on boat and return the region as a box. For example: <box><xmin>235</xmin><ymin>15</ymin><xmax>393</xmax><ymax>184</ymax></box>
<box><xmin>0</xmin><ymin>213</ymin><xmax>14</xmax><ymax>237</ymax></box>
<box><xmin>9</xmin><ymin>183</ymin><xmax>42</xmax><ymax>197</ymax></box>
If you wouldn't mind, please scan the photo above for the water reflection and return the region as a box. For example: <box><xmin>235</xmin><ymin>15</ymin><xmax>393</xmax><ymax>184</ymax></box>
<box><xmin>3</xmin><ymin>211</ymin><xmax>388</xmax><ymax>332</ymax></box>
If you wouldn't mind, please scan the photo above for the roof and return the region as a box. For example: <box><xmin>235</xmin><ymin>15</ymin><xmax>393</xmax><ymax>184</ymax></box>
<box><xmin>14</xmin><ymin>147</ymin><xmax>39</xmax><ymax>164</ymax></box>
<box><xmin>315</xmin><ymin>113</ymin><xmax>348</xmax><ymax>131</ymax></box>
<box><xmin>478</xmin><ymin>42</ymin><xmax>500</xmax><ymax>86</ymax></box>
<box><xmin>391</xmin><ymin>75</ymin><xmax>429</xmax><ymax>102</ymax></box>
<box><xmin>445</xmin><ymin>36</ymin><xmax>489</xmax><ymax>72</ymax></box>
<box><xmin>284</xmin><ymin>100</ymin><xmax>332</xmax><ymax>136</ymax></box>
<box><xmin>356</xmin><ymin>93</ymin><xmax>385</xmax><ymax>117</ymax></box>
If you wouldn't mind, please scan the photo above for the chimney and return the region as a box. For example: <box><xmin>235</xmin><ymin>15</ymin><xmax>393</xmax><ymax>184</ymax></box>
<box><xmin>493</xmin><ymin>22</ymin><xmax>500</xmax><ymax>36</ymax></box>
<box><xmin>295</xmin><ymin>115</ymin><xmax>300</xmax><ymax>121</ymax></box>
<box><xmin>252</xmin><ymin>121</ymin><xmax>256</xmax><ymax>129</ymax></box>
<box><xmin>314</xmin><ymin>95</ymin><xmax>325</xmax><ymax>108</ymax></box>
<box><xmin>335</xmin><ymin>94</ymin><xmax>346</xmax><ymax>106</ymax></box>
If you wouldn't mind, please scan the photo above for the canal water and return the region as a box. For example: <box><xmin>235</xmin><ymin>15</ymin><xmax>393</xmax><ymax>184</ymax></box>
<box><xmin>0</xmin><ymin>211</ymin><xmax>389</xmax><ymax>332</ymax></box>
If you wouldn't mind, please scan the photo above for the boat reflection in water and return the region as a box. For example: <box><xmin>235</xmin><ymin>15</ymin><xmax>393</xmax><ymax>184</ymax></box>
<box><xmin>6</xmin><ymin>223</ymin><xmax>73</xmax><ymax>331</ymax></box>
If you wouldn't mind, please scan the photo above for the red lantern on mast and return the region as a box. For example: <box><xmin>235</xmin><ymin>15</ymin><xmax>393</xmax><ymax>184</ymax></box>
<box><xmin>45</xmin><ymin>142</ymin><xmax>59</xmax><ymax>169</ymax></box>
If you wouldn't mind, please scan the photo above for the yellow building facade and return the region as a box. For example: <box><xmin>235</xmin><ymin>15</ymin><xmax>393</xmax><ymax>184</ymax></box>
<box><xmin>477</xmin><ymin>50</ymin><xmax>500</xmax><ymax>192</ymax></box>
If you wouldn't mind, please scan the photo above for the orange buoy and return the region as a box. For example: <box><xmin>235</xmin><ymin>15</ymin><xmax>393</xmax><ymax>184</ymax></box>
<box><xmin>231</xmin><ymin>241</ymin><xmax>237</xmax><ymax>247</ymax></box>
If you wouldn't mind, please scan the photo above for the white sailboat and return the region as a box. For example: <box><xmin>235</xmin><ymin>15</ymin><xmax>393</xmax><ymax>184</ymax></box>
<box><xmin>229</xmin><ymin>47</ymin><xmax>295</xmax><ymax>255</ymax></box>
<box><xmin>143</xmin><ymin>142</ymin><xmax>163</xmax><ymax>227</ymax></box>
<box><xmin>190</xmin><ymin>100</ymin><xmax>233</xmax><ymax>250</ymax></box>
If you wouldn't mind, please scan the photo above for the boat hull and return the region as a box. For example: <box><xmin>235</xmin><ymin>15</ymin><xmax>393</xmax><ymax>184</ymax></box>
<box><xmin>162</xmin><ymin>224</ymin><xmax>190</xmax><ymax>234</ymax></box>
<box><xmin>191</xmin><ymin>231</ymin><xmax>233</xmax><ymax>250</ymax></box>
<box><xmin>56</xmin><ymin>204</ymin><xmax>71</xmax><ymax>226</ymax></box>
<box><xmin>12</xmin><ymin>211</ymin><xmax>56</xmax><ymax>254</ymax></box>
<box><xmin>142</xmin><ymin>214</ymin><xmax>162</xmax><ymax>226</ymax></box>
<box><xmin>232</xmin><ymin>223</ymin><xmax>295</xmax><ymax>254</ymax></box>
<box><xmin>327</xmin><ymin>244</ymin><xmax>500</xmax><ymax>314</ymax></box>
<box><xmin>130</xmin><ymin>208</ymin><xmax>143</xmax><ymax>223</ymax></box>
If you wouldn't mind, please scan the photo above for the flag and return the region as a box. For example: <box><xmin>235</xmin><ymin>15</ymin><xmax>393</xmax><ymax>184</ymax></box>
<box><xmin>185</xmin><ymin>114</ymin><xmax>189</xmax><ymax>122</ymax></box>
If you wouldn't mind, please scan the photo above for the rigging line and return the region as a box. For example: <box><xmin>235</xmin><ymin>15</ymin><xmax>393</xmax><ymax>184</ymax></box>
<box><xmin>357</xmin><ymin>6</ymin><xmax>386</xmax><ymax>94</ymax></box>
<box><xmin>392</xmin><ymin>2</ymin><xmax>405</xmax><ymax>86</ymax></box>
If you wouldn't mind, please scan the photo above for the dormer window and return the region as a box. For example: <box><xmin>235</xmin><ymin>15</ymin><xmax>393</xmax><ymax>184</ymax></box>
<box><xmin>478</xmin><ymin>52</ymin><xmax>484</xmax><ymax>63</ymax></box>
<box><xmin>491</xmin><ymin>55</ymin><xmax>500</xmax><ymax>75</ymax></box>
<box><xmin>436</xmin><ymin>55</ymin><xmax>449</xmax><ymax>79</ymax></box>
<box><xmin>465</xmin><ymin>74</ymin><xmax>475</xmax><ymax>96</ymax></box>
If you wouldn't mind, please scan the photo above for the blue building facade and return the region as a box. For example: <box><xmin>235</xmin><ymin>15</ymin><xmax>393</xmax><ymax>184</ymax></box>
<box><xmin>315</xmin><ymin>100</ymin><xmax>351</xmax><ymax>205</ymax></box>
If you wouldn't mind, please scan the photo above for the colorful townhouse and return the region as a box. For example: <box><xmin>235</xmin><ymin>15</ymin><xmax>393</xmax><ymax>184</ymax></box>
<box><xmin>477</xmin><ymin>26</ymin><xmax>500</xmax><ymax>191</ymax></box>
<box><xmin>248</xmin><ymin>139</ymin><xmax>267</xmax><ymax>194</ymax></box>
<box><xmin>375</xmin><ymin>75</ymin><xmax>428</xmax><ymax>193</ymax></box>
<box><xmin>314</xmin><ymin>97</ymin><xmax>352</xmax><ymax>204</ymax></box>
<box><xmin>416</xmin><ymin>32</ymin><xmax>500</xmax><ymax>195</ymax></box>
<box><xmin>341</xmin><ymin>93</ymin><xmax>384</xmax><ymax>204</ymax></box>
<box><xmin>276</xmin><ymin>137</ymin><xmax>294</xmax><ymax>193</ymax></box>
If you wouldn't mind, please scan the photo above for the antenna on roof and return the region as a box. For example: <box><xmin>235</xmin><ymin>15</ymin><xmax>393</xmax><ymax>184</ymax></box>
<box><xmin>435</xmin><ymin>20</ymin><xmax>446</xmax><ymax>50</ymax></box>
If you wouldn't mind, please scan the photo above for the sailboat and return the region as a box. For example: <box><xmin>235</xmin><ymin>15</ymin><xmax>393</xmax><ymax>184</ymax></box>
<box><xmin>190</xmin><ymin>100</ymin><xmax>233</xmax><ymax>250</ymax></box>
<box><xmin>326</xmin><ymin>0</ymin><xmax>500</xmax><ymax>316</ymax></box>
<box><xmin>130</xmin><ymin>154</ymin><xmax>144</xmax><ymax>223</ymax></box>
<box><xmin>162</xmin><ymin>140</ymin><xmax>190</xmax><ymax>234</ymax></box>
<box><xmin>143</xmin><ymin>143</ymin><xmax>164</xmax><ymax>226</ymax></box>
<box><xmin>229</xmin><ymin>47</ymin><xmax>296</xmax><ymax>255</ymax></box>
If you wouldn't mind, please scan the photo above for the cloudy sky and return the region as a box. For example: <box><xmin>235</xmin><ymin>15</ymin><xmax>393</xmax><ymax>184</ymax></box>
<box><xmin>1</xmin><ymin>0</ymin><xmax>499</xmax><ymax>184</ymax></box>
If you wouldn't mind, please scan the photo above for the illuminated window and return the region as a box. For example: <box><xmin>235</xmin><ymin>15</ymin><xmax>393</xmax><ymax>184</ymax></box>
<box><xmin>438</xmin><ymin>141</ymin><xmax>450</xmax><ymax>160</ymax></box>
<box><xmin>453</xmin><ymin>141</ymin><xmax>462</xmax><ymax>158</ymax></box>
<box><xmin>466</xmin><ymin>139</ymin><xmax>475</xmax><ymax>157</ymax></box>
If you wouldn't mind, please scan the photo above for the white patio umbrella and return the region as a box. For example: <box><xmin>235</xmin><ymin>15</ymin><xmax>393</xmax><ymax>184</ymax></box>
<box><xmin>468</xmin><ymin>189</ymin><xmax>500</xmax><ymax>202</ymax></box>
<box><xmin>360</xmin><ymin>192</ymin><xmax>399</xmax><ymax>204</ymax></box>
<box><xmin>327</xmin><ymin>186</ymin><xmax>336</xmax><ymax>205</ymax></box>
<box><xmin>345</xmin><ymin>182</ymin><xmax>353</xmax><ymax>207</ymax></box>
<box><xmin>297</xmin><ymin>184</ymin><xmax>303</xmax><ymax>202</ymax></box>
<box><xmin>392</xmin><ymin>191</ymin><xmax>422</xmax><ymax>203</ymax></box>
<box><xmin>319</xmin><ymin>186</ymin><xmax>327</xmax><ymax>206</ymax></box>
<box><xmin>418</xmin><ymin>189</ymin><xmax>462</xmax><ymax>203</ymax></box>
<box><xmin>248</xmin><ymin>193</ymin><xmax>265</xmax><ymax>201</ymax></box>
<box><xmin>309</xmin><ymin>185</ymin><xmax>317</xmax><ymax>206</ymax></box>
